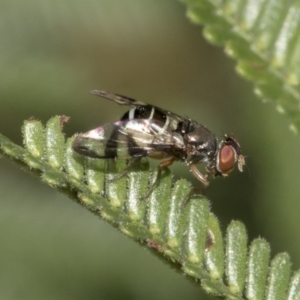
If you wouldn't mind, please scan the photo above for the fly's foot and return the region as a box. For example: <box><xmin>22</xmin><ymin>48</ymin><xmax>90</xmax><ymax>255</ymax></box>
<box><xmin>180</xmin><ymin>185</ymin><xmax>207</xmax><ymax>211</ymax></box>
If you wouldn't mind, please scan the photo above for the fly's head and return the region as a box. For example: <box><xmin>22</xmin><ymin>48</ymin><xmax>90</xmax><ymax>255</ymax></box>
<box><xmin>210</xmin><ymin>135</ymin><xmax>245</xmax><ymax>177</ymax></box>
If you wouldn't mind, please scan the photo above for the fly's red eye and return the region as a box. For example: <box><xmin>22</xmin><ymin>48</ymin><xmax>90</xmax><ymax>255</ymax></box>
<box><xmin>218</xmin><ymin>145</ymin><xmax>236</xmax><ymax>173</ymax></box>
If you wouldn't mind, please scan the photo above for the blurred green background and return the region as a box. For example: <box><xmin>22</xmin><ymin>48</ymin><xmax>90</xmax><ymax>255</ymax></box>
<box><xmin>1</xmin><ymin>1</ymin><xmax>300</xmax><ymax>299</ymax></box>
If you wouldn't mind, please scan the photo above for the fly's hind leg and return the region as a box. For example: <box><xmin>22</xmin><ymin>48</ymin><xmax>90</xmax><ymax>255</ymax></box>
<box><xmin>141</xmin><ymin>157</ymin><xmax>175</xmax><ymax>200</ymax></box>
<box><xmin>107</xmin><ymin>158</ymin><xmax>141</xmax><ymax>183</ymax></box>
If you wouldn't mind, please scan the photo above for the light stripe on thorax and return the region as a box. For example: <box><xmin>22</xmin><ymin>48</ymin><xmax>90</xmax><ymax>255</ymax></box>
<box><xmin>128</xmin><ymin>106</ymin><xmax>155</xmax><ymax>120</ymax></box>
<box><xmin>157</xmin><ymin>115</ymin><xmax>170</xmax><ymax>134</ymax></box>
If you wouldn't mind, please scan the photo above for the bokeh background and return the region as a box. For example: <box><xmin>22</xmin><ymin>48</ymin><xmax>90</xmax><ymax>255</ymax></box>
<box><xmin>1</xmin><ymin>1</ymin><xmax>300</xmax><ymax>299</ymax></box>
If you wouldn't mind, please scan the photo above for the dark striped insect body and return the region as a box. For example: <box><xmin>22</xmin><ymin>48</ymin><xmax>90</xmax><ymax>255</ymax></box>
<box><xmin>73</xmin><ymin>90</ymin><xmax>245</xmax><ymax>195</ymax></box>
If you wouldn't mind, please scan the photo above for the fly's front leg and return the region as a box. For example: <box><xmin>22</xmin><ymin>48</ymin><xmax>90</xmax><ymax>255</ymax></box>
<box><xmin>141</xmin><ymin>157</ymin><xmax>175</xmax><ymax>200</ymax></box>
<box><xmin>189</xmin><ymin>164</ymin><xmax>209</xmax><ymax>187</ymax></box>
<box><xmin>180</xmin><ymin>164</ymin><xmax>210</xmax><ymax>209</ymax></box>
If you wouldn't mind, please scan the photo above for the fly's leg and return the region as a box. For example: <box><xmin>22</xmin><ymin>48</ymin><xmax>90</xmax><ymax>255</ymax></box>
<box><xmin>180</xmin><ymin>164</ymin><xmax>210</xmax><ymax>209</ymax></box>
<box><xmin>189</xmin><ymin>164</ymin><xmax>209</xmax><ymax>187</ymax></box>
<box><xmin>141</xmin><ymin>157</ymin><xmax>175</xmax><ymax>200</ymax></box>
<box><xmin>180</xmin><ymin>186</ymin><xmax>207</xmax><ymax>210</ymax></box>
<box><xmin>107</xmin><ymin>158</ymin><xmax>141</xmax><ymax>183</ymax></box>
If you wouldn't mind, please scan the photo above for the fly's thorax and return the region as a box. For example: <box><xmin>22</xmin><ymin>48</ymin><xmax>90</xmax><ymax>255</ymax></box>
<box><xmin>121</xmin><ymin>105</ymin><xmax>180</xmax><ymax>134</ymax></box>
<box><xmin>122</xmin><ymin>105</ymin><xmax>166</xmax><ymax>122</ymax></box>
<box><xmin>182</xmin><ymin>122</ymin><xmax>218</xmax><ymax>164</ymax></box>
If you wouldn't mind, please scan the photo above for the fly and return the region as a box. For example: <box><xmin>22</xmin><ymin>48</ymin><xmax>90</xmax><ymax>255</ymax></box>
<box><xmin>73</xmin><ymin>90</ymin><xmax>245</xmax><ymax>195</ymax></box>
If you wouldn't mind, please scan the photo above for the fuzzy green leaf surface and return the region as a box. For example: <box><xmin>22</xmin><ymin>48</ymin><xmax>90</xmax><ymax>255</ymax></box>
<box><xmin>0</xmin><ymin>116</ymin><xmax>300</xmax><ymax>300</ymax></box>
<box><xmin>182</xmin><ymin>0</ymin><xmax>300</xmax><ymax>134</ymax></box>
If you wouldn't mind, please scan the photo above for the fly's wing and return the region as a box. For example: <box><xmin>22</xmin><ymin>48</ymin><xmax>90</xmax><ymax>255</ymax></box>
<box><xmin>90</xmin><ymin>90</ymin><xmax>187</xmax><ymax>123</ymax></box>
<box><xmin>73</xmin><ymin>119</ymin><xmax>176</xmax><ymax>159</ymax></box>
<box><xmin>90</xmin><ymin>90</ymin><xmax>147</xmax><ymax>108</ymax></box>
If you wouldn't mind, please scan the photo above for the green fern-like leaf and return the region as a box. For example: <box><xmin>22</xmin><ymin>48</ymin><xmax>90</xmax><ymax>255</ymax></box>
<box><xmin>181</xmin><ymin>0</ymin><xmax>300</xmax><ymax>134</ymax></box>
<box><xmin>0</xmin><ymin>116</ymin><xmax>300</xmax><ymax>299</ymax></box>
